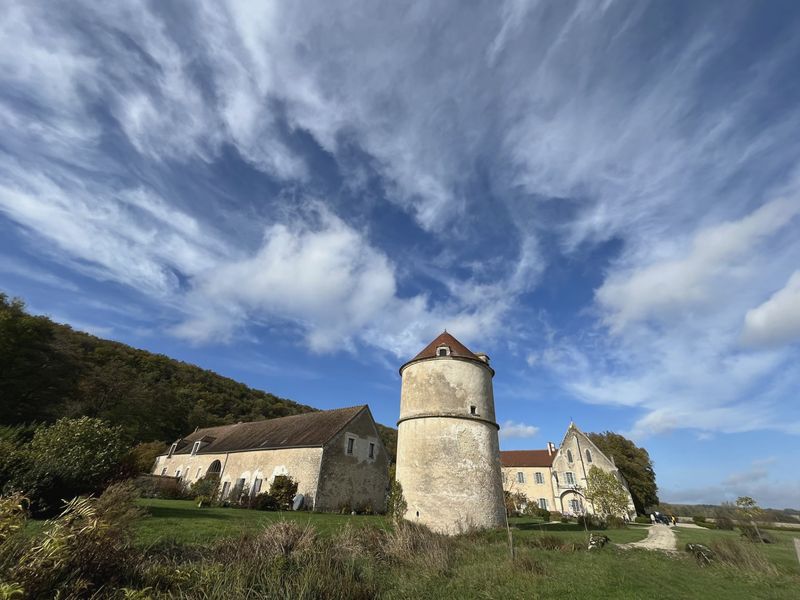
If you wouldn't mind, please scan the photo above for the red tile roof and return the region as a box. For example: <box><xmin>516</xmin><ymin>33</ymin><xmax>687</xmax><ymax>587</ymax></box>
<box><xmin>500</xmin><ymin>449</ymin><xmax>555</xmax><ymax>468</ymax></box>
<box><xmin>400</xmin><ymin>331</ymin><xmax>491</xmax><ymax>374</ymax></box>
<box><xmin>411</xmin><ymin>331</ymin><xmax>480</xmax><ymax>362</ymax></box>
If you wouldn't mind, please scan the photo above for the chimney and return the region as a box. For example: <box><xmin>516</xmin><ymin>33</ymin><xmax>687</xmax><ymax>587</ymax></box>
<box><xmin>547</xmin><ymin>442</ymin><xmax>556</xmax><ymax>456</ymax></box>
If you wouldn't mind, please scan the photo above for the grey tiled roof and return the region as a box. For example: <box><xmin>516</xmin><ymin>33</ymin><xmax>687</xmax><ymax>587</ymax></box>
<box><xmin>170</xmin><ymin>405</ymin><xmax>367</xmax><ymax>455</ymax></box>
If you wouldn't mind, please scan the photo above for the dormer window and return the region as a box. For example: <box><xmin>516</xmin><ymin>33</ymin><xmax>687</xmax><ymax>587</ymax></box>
<box><xmin>191</xmin><ymin>441</ymin><xmax>202</xmax><ymax>456</ymax></box>
<box><xmin>167</xmin><ymin>443</ymin><xmax>177</xmax><ymax>458</ymax></box>
<box><xmin>436</xmin><ymin>345</ymin><xmax>451</xmax><ymax>357</ymax></box>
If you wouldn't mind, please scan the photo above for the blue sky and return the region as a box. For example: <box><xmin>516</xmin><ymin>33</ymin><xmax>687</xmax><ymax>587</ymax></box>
<box><xmin>2</xmin><ymin>1</ymin><xmax>800</xmax><ymax>509</ymax></box>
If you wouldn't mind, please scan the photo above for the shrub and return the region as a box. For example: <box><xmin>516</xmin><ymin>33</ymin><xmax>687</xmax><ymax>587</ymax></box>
<box><xmin>693</xmin><ymin>515</ymin><xmax>707</xmax><ymax>524</ymax></box>
<box><xmin>577</xmin><ymin>514</ymin><xmax>604</xmax><ymax>529</ymax></box>
<box><xmin>0</xmin><ymin>493</ymin><xmax>27</xmax><ymax>544</ymax></box>
<box><xmin>527</xmin><ymin>534</ymin><xmax>582</xmax><ymax>552</ymax></box>
<box><xmin>4</xmin><ymin>482</ymin><xmax>143</xmax><ymax>598</ymax></box>
<box><xmin>252</xmin><ymin>493</ymin><xmax>279</xmax><ymax>511</ymax></box>
<box><xmin>190</xmin><ymin>474</ymin><xmax>220</xmax><ymax>507</ymax></box>
<box><xmin>6</xmin><ymin>417</ymin><xmax>129</xmax><ymax>516</ymax></box>
<box><xmin>715</xmin><ymin>515</ymin><xmax>735</xmax><ymax>530</ymax></box>
<box><xmin>635</xmin><ymin>515</ymin><xmax>651</xmax><ymax>524</ymax></box>
<box><xmin>560</xmin><ymin>515</ymin><xmax>570</xmax><ymax>523</ymax></box>
<box><xmin>739</xmin><ymin>524</ymin><xmax>773</xmax><ymax>544</ymax></box>
<box><xmin>605</xmin><ymin>515</ymin><xmax>625</xmax><ymax>529</ymax></box>
<box><xmin>268</xmin><ymin>475</ymin><xmax>298</xmax><ymax>510</ymax></box>
<box><xmin>386</xmin><ymin>479</ymin><xmax>407</xmax><ymax>522</ymax></box>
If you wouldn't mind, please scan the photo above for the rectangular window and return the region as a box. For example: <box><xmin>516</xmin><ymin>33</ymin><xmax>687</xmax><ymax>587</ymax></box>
<box><xmin>346</xmin><ymin>437</ymin><xmax>355</xmax><ymax>455</ymax></box>
<box><xmin>368</xmin><ymin>442</ymin><xmax>375</xmax><ymax>459</ymax></box>
<box><xmin>160</xmin><ymin>467</ymin><xmax>167</xmax><ymax>476</ymax></box>
<box><xmin>516</xmin><ymin>472</ymin><xmax>525</xmax><ymax>483</ymax></box>
<box><xmin>253</xmin><ymin>478</ymin><xmax>262</xmax><ymax>495</ymax></box>
<box><xmin>534</xmin><ymin>472</ymin><xmax>544</xmax><ymax>484</ymax></box>
<box><xmin>539</xmin><ymin>498</ymin><xmax>548</xmax><ymax>510</ymax></box>
<box><xmin>565</xmin><ymin>472</ymin><xmax>576</xmax><ymax>486</ymax></box>
<box><xmin>221</xmin><ymin>481</ymin><xmax>230</xmax><ymax>498</ymax></box>
<box><xmin>191</xmin><ymin>441</ymin><xmax>201</xmax><ymax>455</ymax></box>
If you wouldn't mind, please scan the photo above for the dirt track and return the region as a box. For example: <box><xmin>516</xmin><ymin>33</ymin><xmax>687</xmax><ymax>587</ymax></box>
<box><xmin>619</xmin><ymin>524</ymin><xmax>677</xmax><ymax>552</ymax></box>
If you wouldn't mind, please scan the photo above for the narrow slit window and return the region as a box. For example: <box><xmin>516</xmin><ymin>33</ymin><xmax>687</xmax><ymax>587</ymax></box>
<box><xmin>585</xmin><ymin>449</ymin><xmax>592</xmax><ymax>463</ymax></box>
<box><xmin>470</xmin><ymin>405</ymin><xmax>477</xmax><ymax>415</ymax></box>
<box><xmin>368</xmin><ymin>442</ymin><xmax>375</xmax><ymax>459</ymax></box>
<box><xmin>567</xmin><ymin>449</ymin><xmax>574</xmax><ymax>463</ymax></box>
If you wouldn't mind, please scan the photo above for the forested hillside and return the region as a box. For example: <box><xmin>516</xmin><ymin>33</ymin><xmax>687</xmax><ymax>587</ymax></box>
<box><xmin>0</xmin><ymin>293</ymin><xmax>397</xmax><ymax>460</ymax></box>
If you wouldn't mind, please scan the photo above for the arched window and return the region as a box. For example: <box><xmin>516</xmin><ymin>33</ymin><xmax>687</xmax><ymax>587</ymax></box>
<box><xmin>585</xmin><ymin>449</ymin><xmax>593</xmax><ymax>463</ymax></box>
<box><xmin>566</xmin><ymin>449</ymin><xmax>574</xmax><ymax>463</ymax></box>
<box><xmin>207</xmin><ymin>460</ymin><xmax>222</xmax><ymax>475</ymax></box>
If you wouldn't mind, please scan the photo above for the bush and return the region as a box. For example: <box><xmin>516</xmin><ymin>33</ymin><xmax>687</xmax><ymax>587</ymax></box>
<box><xmin>3</xmin><ymin>482</ymin><xmax>144</xmax><ymax>598</ymax></box>
<box><xmin>252</xmin><ymin>493</ymin><xmax>279</xmax><ymax>511</ymax></box>
<box><xmin>5</xmin><ymin>418</ymin><xmax>129</xmax><ymax>516</ymax></box>
<box><xmin>560</xmin><ymin>515</ymin><xmax>570</xmax><ymax>523</ymax></box>
<box><xmin>386</xmin><ymin>479</ymin><xmax>407</xmax><ymax>522</ymax></box>
<box><xmin>268</xmin><ymin>475</ymin><xmax>298</xmax><ymax>510</ymax></box>
<box><xmin>635</xmin><ymin>515</ymin><xmax>651</xmax><ymax>524</ymax></box>
<box><xmin>577</xmin><ymin>514</ymin><xmax>604</xmax><ymax>529</ymax></box>
<box><xmin>739</xmin><ymin>524</ymin><xmax>773</xmax><ymax>544</ymax></box>
<box><xmin>190</xmin><ymin>474</ymin><xmax>220</xmax><ymax>507</ymax></box>
<box><xmin>715</xmin><ymin>515</ymin><xmax>735</xmax><ymax>530</ymax></box>
<box><xmin>693</xmin><ymin>515</ymin><xmax>707</xmax><ymax>524</ymax></box>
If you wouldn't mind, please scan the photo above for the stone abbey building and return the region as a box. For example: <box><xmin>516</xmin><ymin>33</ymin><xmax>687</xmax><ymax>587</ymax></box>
<box><xmin>501</xmin><ymin>422</ymin><xmax>636</xmax><ymax>518</ymax></box>
<box><xmin>152</xmin><ymin>405</ymin><xmax>389</xmax><ymax>512</ymax></box>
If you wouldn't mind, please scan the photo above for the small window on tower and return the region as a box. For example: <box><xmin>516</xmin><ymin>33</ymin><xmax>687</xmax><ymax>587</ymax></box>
<box><xmin>470</xmin><ymin>405</ymin><xmax>477</xmax><ymax>415</ymax></box>
<box><xmin>436</xmin><ymin>345</ymin><xmax>451</xmax><ymax>356</ymax></box>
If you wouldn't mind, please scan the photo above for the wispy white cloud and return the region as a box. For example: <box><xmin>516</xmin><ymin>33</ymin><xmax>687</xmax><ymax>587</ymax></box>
<box><xmin>742</xmin><ymin>271</ymin><xmax>800</xmax><ymax>348</ymax></box>
<box><xmin>500</xmin><ymin>420</ymin><xmax>540</xmax><ymax>440</ymax></box>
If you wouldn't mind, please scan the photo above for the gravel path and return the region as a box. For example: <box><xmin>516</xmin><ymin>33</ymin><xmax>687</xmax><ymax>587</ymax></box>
<box><xmin>619</xmin><ymin>524</ymin><xmax>677</xmax><ymax>552</ymax></box>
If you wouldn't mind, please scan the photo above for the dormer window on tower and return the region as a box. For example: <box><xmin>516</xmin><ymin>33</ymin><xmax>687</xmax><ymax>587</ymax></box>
<box><xmin>436</xmin><ymin>345</ymin><xmax>451</xmax><ymax>357</ymax></box>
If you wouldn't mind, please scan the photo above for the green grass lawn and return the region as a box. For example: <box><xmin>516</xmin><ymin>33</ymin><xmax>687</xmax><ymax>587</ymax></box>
<box><xmin>135</xmin><ymin>498</ymin><xmax>390</xmax><ymax>545</ymax></box>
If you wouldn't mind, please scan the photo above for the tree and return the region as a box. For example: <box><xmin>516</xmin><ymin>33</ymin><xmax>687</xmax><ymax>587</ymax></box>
<box><xmin>585</xmin><ymin>466</ymin><xmax>630</xmax><ymax>520</ymax></box>
<box><xmin>736</xmin><ymin>496</ymin><xmax>764</xmax><ymax>543</ymax></box>
<box><xmin>8</xmin><ymin>417</ymin><xmax>129</xmax><ymax>515</ymax></box>
<box><xmin>587</xmin><ymin>431</ymin><xmax>658</xmax><ymax>514</ymax></box>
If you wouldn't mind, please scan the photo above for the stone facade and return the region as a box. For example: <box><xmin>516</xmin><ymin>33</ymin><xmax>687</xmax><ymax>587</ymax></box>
<box><xmin>396</xmin><ymin>332</ymin><xmax>506</xmax><ymax>534</ymax></box>
<box><xmin>501</xmin><ymin>423</ymin><xmax>636</xmax><ymax>518</ymax></box>
<box><xmin>153</xmin><ymin>405</ymin><xmax>389</xmax><ymax>512</ymax></box>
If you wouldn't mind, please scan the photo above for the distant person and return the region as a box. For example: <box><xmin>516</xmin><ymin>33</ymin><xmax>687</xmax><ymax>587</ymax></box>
<box><xmin>650</xmin><ymin>513</ymin><xmax>656</xmax><ymax>525</ymax></box>
<box><xmin>671</xmin><ymin>515</ymin><xmax>676</xmax><ymax>526</ymax></box>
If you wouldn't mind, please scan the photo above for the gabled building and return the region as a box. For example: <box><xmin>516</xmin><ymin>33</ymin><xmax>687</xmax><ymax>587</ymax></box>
<box><xmin>501</xmin><ymin>422</ymin><xmax>636</xmax><ymax>518</ymax></box>
<box><xmin>152</xmin><ymin>405</ymin><xmax>389</xmax><ymax>512</ymax></box>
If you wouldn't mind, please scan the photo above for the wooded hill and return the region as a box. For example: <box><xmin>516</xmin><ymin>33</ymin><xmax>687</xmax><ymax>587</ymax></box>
<box><xmin>0</xmin><ymin>293</ymin><xmax>398</xmax><ymax>461</ymax></box>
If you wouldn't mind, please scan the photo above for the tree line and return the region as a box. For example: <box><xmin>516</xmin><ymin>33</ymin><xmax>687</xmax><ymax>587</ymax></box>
<box><xmin>0</xmin><ymin>293</ymin><xmax>397</xmax><ymax>459</ymax></box>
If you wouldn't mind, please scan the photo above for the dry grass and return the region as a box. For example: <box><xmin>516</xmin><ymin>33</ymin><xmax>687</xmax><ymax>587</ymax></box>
<box><xmin>710</xmin><ymin>538</ymin><xmax>777</xmax><ymax>575</ymax></box>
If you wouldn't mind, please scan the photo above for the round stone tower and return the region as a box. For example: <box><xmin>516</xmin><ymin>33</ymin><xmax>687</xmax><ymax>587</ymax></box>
<box><xmin>395</xmin><ymin>331</ymin><xmax>505</xmax><ymax>534</ymax></box>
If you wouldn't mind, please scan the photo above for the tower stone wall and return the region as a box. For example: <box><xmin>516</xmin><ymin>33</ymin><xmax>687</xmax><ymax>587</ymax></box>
<box><xmin>395</xmin><ymin>333</ymin><xmax>505</xmax><ymax>534</ymax></box>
